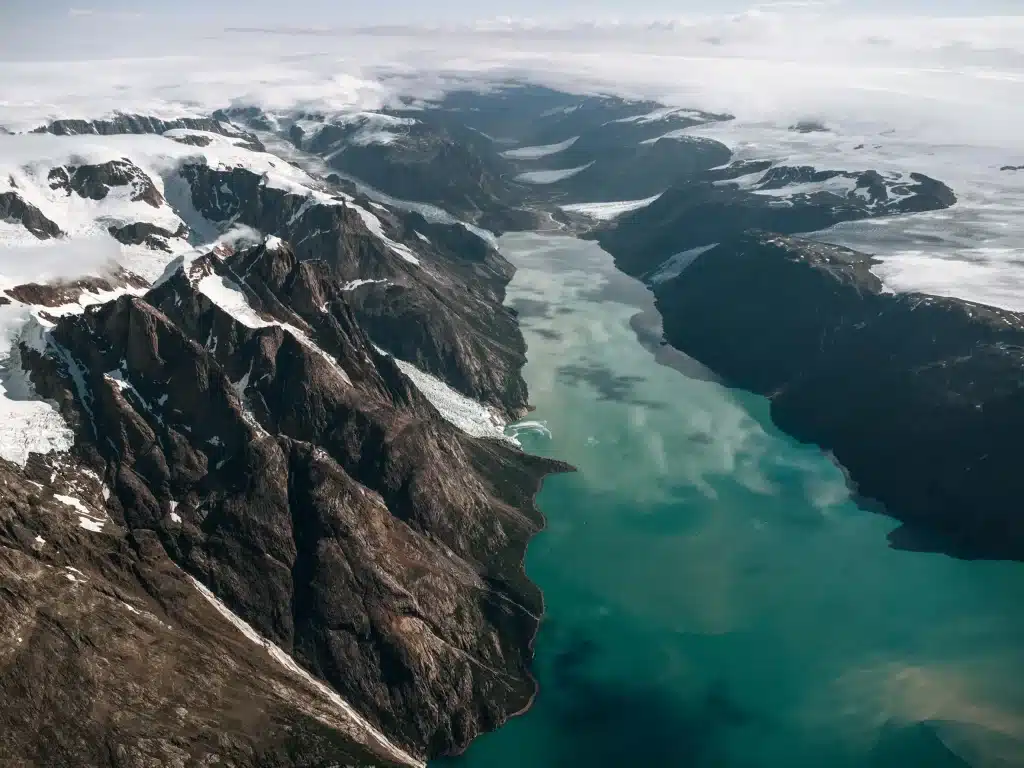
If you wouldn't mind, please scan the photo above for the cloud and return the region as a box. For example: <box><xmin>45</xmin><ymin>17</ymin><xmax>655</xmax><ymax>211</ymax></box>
<box><xmin>1</xmin><ymin>8</ymin><xmax>1023</xmax><ymax>306</ymax></box>
<box><xmin>0</xmin><ymin>234</ymin><xmax>122</xmax><ymax>286</ymax></box>
<box><xmin>68</xmin><ymin>7</ymin><xmax>143</xmax><ymax>19</ymax></box>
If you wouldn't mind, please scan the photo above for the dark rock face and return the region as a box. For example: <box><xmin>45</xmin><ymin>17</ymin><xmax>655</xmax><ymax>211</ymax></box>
<box><xmin>32</xmin><ymin>114</ymin><xmax>264</xmax><ymax>151</ymax></box>
<box><xmin>522</xmin><ymin>135</ymin><xmax>730</xmax><ymax>205</ymax></box>
<box><xmin>440</xmin><ymin>87</ymin><xmax>726</xmax><ymax>156</ymax></box>
<box><xmin>16</xmin><ymin>239</ymin><xmax>569</xmax><ymax>763</ymax></box>
<box><xmin>790</xmin><ymin>120</ymin><xmax>829</xmax><ymax>133</ymax></box>
<box><xmin>485</xmin><ymin>91</ymin><xmax>730</xmax><ymax>204</ymax></box>
<box><xmin>650</xmin><ymin>232</ymin><xmax>1024</xmax><ymax>561</ymax></box>
<box><xmin>213</xmin><ymin>106</ymin><xmax>277</xmax><ymax>135</ymax></box>
<box><xmin>224</xmin><ymin>88</ymin><xmax>730</xmax><ymax>229</ymax></box>
<box><xmin>7</xmin><ymin>268</ymin><xmax>147</xmax><ymax>307</ymax></box>
<box><xmin>167</xmin><ymin>133</ymin><xmax>214</xmax><ymax>147</ymax></box>
<box><xmin>48</xmin><ymin>160</ymin><xmax>164</xmax><ymax>208</ymax></box>
<box><xmin>308</xmin><ymin>119</ymin><xmax>537</xmax><ymax>229</ymax></box>
<box><xmin>180</xmin><ymin>162</ymin><xmax>529</xmax><ymax>417</ymax></box>
<box><xmin>0</xmin><ymin>457</ymin><xmax>408</xmax><ymax>767</ymax></box>
<box><xmin>108</xmin><ymin>221</ymin><xmax>188</xmax><ymax>251</ymax></box>
<box><xmin>0</xmin><ymin>190</ymin><xmax>63</xmax><ymax>239</ymax></box>
<box><xmin>593</xmin><ymin>164</ymin><xmax>957</xmax><ymax>277</ymax></box>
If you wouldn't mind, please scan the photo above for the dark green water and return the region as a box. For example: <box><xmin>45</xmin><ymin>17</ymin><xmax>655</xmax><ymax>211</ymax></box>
<box><xmin>438</xmin><ymin>233</ymin><xmax>1024</xmax><ymax>768</ymax></box>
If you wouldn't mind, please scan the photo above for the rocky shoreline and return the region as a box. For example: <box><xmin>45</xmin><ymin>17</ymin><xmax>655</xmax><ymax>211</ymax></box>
<box><xmin>1</xmin><ymin>237</ymin><xmax>573</xmax><ymax>765</ymax></box>
<box><xmin>0</xmin><ymin>115</ymin><xmax>573</xmax><ymax>764</ymax></box>
<box><xmin>599</xmin><ymin>230</ymin><xmax>1024</xmax><ymax>562</ymax></box>
<box><xmin>1</xmin><ymin>81</ymin><xmax>1016</xmax><ymax>768</ymax></box>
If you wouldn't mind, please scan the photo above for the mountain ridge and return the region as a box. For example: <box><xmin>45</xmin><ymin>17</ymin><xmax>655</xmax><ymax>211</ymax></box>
<box><xmin>0</xmin><ymin>106</ymin><xmax>572</xmax><ymax>765</ymax></box>
<box><xmin>0</xmin><ymin>82</ymin><xmax>1016</xmax><ymax>768</ymax></box>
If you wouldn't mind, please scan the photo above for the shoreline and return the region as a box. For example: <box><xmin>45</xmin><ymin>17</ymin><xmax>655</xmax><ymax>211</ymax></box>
<box><xmin>435</xmin><ymin>229</ymin><xmax>575</xmax><ymax>762</ymax></box>
<box><xmin>439</xmin><ymin>449</ymin><xmax>575</xmax><ymax>760</ymax></box>
<box><xmin>599</xmin><ymin>229</ymin><xmax>1024</xmax><ymax>563</ymax></box>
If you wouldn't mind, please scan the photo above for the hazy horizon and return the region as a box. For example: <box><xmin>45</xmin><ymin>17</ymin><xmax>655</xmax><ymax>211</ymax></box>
<box><xmin>3</xmin><ymin>0</ymin><xmax>1024</xmax><ymax>307</ymax></box>
<box><xmin>3</xmin><ymin>0</ymin><xmax>1024</xmax><ymax>60</ymax></box>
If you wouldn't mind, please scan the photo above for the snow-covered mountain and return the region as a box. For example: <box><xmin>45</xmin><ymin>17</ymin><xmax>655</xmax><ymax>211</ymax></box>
<box><xmin>0</xmin><ymin>79</ymin><xmax>1016</xmax><ymax>766</ymax></box>
<box><xmin>0</xmin><ymin>106</ymin><xmax>570</xmax><ymax>766</ymax></box>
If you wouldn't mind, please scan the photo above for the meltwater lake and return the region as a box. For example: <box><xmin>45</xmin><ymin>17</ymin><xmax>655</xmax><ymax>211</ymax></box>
<box><xmin>438</xmin><ymin>233</ymin><xmax>1024</xmax><ymax>768</ymax></box>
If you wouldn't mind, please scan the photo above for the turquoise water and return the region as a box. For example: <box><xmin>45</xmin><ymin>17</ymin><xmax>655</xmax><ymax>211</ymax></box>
<box><xmin>438</xmin><ymin>233</ymin><xmax>1024</xmax><ymax>767</ymax></box>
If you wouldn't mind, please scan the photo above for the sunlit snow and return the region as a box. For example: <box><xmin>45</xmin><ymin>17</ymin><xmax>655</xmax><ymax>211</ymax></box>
<box><xmin>185</xmin><ymin>572</ymin><xmax>425</xmax><ymax>768</ymax></box>
<box><xmin>197</xmin><ymin>274</ymin><xmax>272</xmax><ymax>329</ymax></box>
<box><xmin>559</xmin><ymin>194</ymin><xmax>662</xmax><ymax>220</ymax></box>
<box><xmin>647</xmin><ymin>244</ymin><xmax>720</xmax><ymax>284</ymax></box>
<box><xmin>501</xmin><ymin>136</ymin><xmax>578</xmax><ymax>159</ymax></box>
<box><xmin>515</xmin><ymin>162</ymin><xmax>594</xmax><ymax>185</ymax></box>
<box><xmin>374</xmin><ymin>346</ymin><xmax>513</xmax><ymax>443</ymax></box>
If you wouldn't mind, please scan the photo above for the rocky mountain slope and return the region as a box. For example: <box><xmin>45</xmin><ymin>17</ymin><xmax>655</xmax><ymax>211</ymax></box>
<box><xmin>647</xmin><ymin>232</ymin><xmax>1024</xmax><ymax>561</ymax></box>
<box><xmin>592</xmin><ymin>160</ymin><xmax>957</xmax><ymax>278</ymax></box>
<box><xmin>0</xmin><ymin>112</ymin><xmax>570</xmax><ymax>765</ymax></box>
<box><xmin>0</xmin><ymin>79</ymin><xmax>1014</xmax><ymax>767</ymax></box>
<box><xmin>223</xmin><ymin>87</ymin><xmax>734</xmax><ymax>229</ymax></box>
<box><xmin>282</xmin><ymin>84</ymin><xmax>1019</xmax><ymax>565</ymax></box>
<box><xmin>179</xmin><ymin>163</ymin><xmax>529</xmax><ymax>417</ymax></box>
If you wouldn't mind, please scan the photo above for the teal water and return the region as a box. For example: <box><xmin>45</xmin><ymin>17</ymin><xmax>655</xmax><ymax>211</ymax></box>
<box><xmin>438</xmin><ymin>233</ymin><xmax>1024</xmax><ymax>768</ymax></box>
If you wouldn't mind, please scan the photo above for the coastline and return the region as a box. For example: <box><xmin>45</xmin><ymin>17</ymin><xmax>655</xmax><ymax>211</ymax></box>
<box><xmin>434</xmin><ymin>234</ymin><xmax>575</xmax><ymax>760</ymax></box>
<box><xmin>440</xmin><ymin>448</ymin><xmax>575</xmax><ymax>759</ymax></box>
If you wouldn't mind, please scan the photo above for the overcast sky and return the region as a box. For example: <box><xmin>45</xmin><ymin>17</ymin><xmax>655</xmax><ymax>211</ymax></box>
<box><xmin>4</xmin><ymin>0</ymin><xmax>1023</xmax><ymax>27</ymax></box>
<box><xmin>0</xmin><ymin>0</ymin><xmax>1019</xmax><ymax>63</ymax></box>
<box><xmin>2</xmin><ymin>0</ymin><xmax>1023</xmax><ymax>309</ymax></box>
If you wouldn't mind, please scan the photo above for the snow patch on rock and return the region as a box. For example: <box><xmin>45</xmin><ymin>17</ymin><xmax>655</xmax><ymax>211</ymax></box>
<box><xmin>186</xmin><ymin>573</ymin><xmax>425</xmax><ymax>768</ymax></box>
<box><xmin>349</xmin><ymin>203</ymin><xmax>421</xmax><ymax>266</ymax></box>
<box><xmin>376</xmin><ymin>346</ymin><xmax>514</xmax><ymax>444</ymax></box>
<box><xmin>559</xmin><ymin>193</ymin><xmax>662</xmax><ymax>220</ymax></box>
<box><xmin>54</xmin><ymin>494</ymin><xmax>108</xmax><ymax>533</ymax></box>
<box><xmin>501</xmin><ymin>136</ymin><xmax>578</xmax><ymax>159</ymax></box>
<box><xmin>0</xmin><ymin>303</ymin><xmax>75</xmax><ymax>466</ymax></box>
<box><xmin>648</xmin><ymin>243</ymin><xmax>720</xmax><ymax>284</ymax></box>
<box><xmin>515</xmin><ymin>162</ymin><xmax>594</xmax><ymax>185</ymax></box>
<box><xmin>342</xmin><ymin>278</ymin><xmax>390</xmax><ymax>291</ymax></box>
<box><xmin>197</xmin><ymin>274</ymin><xmax>272</xmax><ymax>329</ymax></box>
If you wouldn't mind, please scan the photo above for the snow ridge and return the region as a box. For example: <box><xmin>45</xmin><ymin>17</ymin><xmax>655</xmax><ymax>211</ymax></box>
<box><xmin>192</xmin><ymin>262</ymin><xmax>354</xmax><ymax>386</ymax></box>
